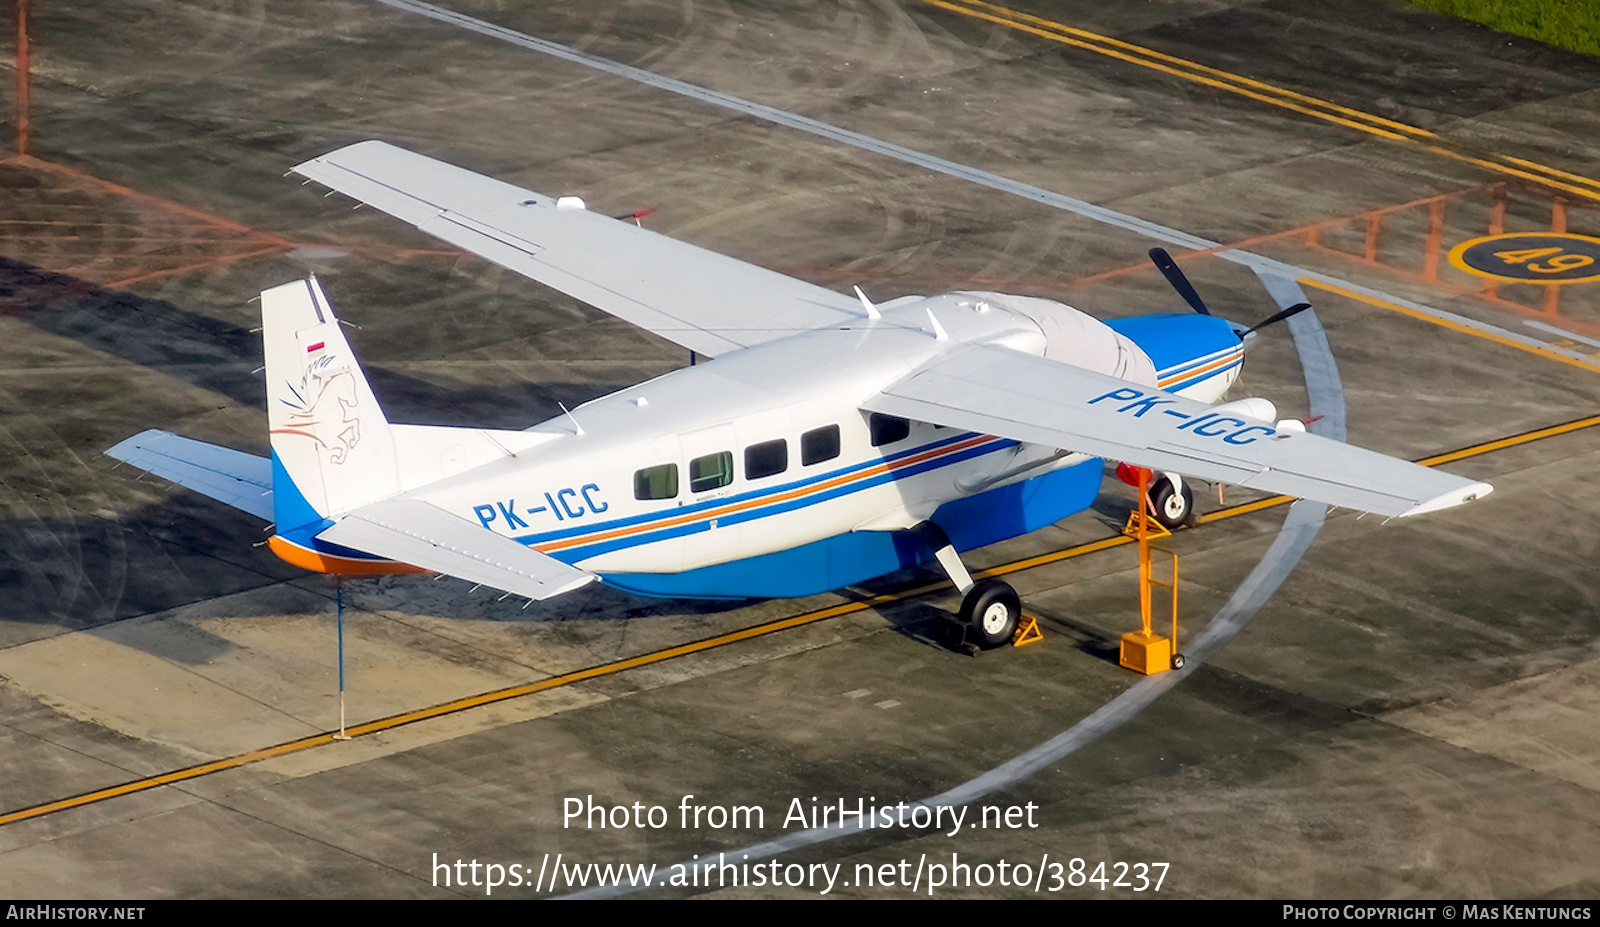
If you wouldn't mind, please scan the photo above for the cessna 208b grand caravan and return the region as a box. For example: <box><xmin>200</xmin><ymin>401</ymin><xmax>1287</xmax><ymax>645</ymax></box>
<box><xmin>109</xmin><ymin>142</ymin><xmax>1491</xmax><ymax>648</ymax></box>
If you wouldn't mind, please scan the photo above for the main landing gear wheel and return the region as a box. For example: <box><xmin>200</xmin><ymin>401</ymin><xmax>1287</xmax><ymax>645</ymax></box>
<box><xmin>960</xmin><ymin>579</ymin><xmax>1021</xmax><ymax>649</ymax></box>
<box><xmin>1150</xmin><ymin>476</ymin><xmax>1195</xmax><ymax>530</ymax></box>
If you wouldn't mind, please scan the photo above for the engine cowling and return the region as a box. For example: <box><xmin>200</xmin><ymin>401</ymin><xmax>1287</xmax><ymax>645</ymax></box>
<box><xmin>972</xmin><ymin>292</ymin><xmax>1159</xmax><ymax>387</ymax></box>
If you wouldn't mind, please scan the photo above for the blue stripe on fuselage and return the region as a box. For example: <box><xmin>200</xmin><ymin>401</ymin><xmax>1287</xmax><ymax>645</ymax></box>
<box><xmin>1162</xmin><ymin>357</ymin><xmax>1242</xmax><ymax>392</ymax></box>
<box><xmin>514</xmin><ymin>429</ymin><xmax>986</xmax><ymax>547</ymax></box>
<box><xmin>534</xmin><ymin>433</ymin><xmax>1016</xmax><ymax>562</ymax></box>
<box><xmin>598</xmin><ymin>457</ymin><xmax>1103</xmax><ymax>599</ymax></box>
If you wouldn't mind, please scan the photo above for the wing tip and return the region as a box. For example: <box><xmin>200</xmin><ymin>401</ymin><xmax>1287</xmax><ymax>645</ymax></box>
<box><xmin>1399</xmin><ymin>480</ymin><xmax>1495</xmax><ymax>518</ymax></box>
<box><xmin>293</xmin><ymin>139</ymin><xmax>389</xmax><ymax>168</ymax></box>
<box><xmin>106</xmin><ymin>428</ymin><xmax>176</xmax><ymax>462</ymax></box>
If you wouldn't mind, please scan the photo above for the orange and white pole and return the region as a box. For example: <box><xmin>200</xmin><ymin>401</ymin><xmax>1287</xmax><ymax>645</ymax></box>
<box><xmin>1135</xmin><ymin>468</ymin><xmax>1154</xmax><ymax>638</ymax></box>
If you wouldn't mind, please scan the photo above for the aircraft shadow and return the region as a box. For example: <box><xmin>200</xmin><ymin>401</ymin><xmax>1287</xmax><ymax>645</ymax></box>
<box><xmin>0</xmin><ymin>256</ymin><xmax>694</xmax><ymax>659</ymax></box>
<box><xmin>0</xmin><ymin>255</ymin><xmax>657</xmax><ymax>431</ymax></box>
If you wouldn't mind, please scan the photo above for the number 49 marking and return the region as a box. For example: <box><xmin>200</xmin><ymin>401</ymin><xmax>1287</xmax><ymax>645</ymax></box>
<box><xmin>1451</xmin><ymin>233</ymin><xmax>1600</xmax><ymax>284</ymax></box>
<box><xmin>1493</xmin><ymin>247</ymin><xmax>1595</xmax><ymax>273</ymax></box>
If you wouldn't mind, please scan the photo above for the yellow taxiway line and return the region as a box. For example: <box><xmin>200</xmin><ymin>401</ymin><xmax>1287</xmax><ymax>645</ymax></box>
<box><xmin>1303</xmin><ymin>278</ymin><xmax>1600</xmax><ymax>377</ymax></box>
<box><xmin>923</xmin><ymin>0</ymin><xmax>1600</xmax><ymax>204</ymax></box>
<box><xmin>3</xmin><ymin>412</ymin><xmax>1597</xmax><ymax>828</ymax></box>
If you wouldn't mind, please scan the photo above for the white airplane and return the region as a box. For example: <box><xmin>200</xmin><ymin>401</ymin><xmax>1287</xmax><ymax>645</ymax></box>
<box><xmin>109</xmin><ymin>142</ymin><xmax>1492</xmax><ymax>648</ymax></box>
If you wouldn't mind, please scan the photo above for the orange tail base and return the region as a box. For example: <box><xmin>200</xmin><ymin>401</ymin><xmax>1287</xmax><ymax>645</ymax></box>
<box><xmin>268</xmin><ymin>535</ymin><xmax>428</xmax><ymax>577</ymax></box>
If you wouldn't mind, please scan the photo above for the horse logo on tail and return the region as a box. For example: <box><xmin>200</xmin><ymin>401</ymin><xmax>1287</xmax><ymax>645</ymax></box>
<box><xmin>271</xmin><ymin>353</ymin><xmax>363</xmax><ymax>464</ymax></box>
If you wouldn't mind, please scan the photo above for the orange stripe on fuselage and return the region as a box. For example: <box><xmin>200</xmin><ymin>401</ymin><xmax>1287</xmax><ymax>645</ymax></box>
<box><xmin>535</xmin><ymin>433</ymin><xmax>1000</xmax><ymax>554</ymax></box>
<box><xmin>265</xmin><ymin>435</ymin><xmax>1001</xmax><ymax>573</ymax></box>
<box><xmin>1157</xmin><ymin>349</ymin><xmax>1241</xmax><ymax>388</ymax></box>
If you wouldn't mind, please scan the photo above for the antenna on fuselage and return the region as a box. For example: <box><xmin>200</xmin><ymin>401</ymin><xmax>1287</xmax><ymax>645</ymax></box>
<box><xmin>853</xmin><ymin>285</ymin><xmax>881</xmax><ymax>321</ymax></box>
<box><xmin>557</xmin><ymin>401</ymin><xmax>585</xmax><ymax>436</ymax></box>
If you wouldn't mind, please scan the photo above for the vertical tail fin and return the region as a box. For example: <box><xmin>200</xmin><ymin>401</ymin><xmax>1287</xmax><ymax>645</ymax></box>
<box><xmin>263</xmin><ymin>278</ymin><xmax>397</xmax><ymax>532</ymax></box>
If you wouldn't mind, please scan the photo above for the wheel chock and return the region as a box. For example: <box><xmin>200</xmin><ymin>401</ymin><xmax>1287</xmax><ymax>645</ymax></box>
<box><xmin>1119</xmin><ymin>629</ymin><xmax>1172</xmax><ymax>674</ymax></box>
<box><xmin>1012</xmin><ymin>614</ymin><xmax>1043</xmax><ymax>647</ymax></box>
<box><xmin>1123</xmin><ymin>509</ymin><xmax>1172</xmax><ymax>539</ymax></box>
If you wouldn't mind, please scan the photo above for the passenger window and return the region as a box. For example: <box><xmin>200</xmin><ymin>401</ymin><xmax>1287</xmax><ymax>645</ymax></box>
<box><xmin>869</xmin><ymin>414</ymin><xmax>910</xmax><ymax>447</ymax></box>
<box><xmin>689</xmin><ymin>451</ymin><xmax>733</xmax><ymax>493</ymax></box>
<box><xmin>634</xmin><ymin>463</ymin><xmax>678</xmax><ymax>500</ymax></box>
<box><xmin>745</xmin><ymin>439</ymin><xmax>788</xmax><ymax>480</ymax></box>
<box><xmin>801</xmin><ymin>425</ymin><xmax>840</xmax><ymax>465</ymax></box>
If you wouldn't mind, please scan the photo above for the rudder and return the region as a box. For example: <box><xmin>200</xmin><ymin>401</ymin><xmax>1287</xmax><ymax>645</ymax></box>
<box><xmin>263</xmin><ymin>277</ymin><xmax>398</xmax><ymax>533</ymax></box>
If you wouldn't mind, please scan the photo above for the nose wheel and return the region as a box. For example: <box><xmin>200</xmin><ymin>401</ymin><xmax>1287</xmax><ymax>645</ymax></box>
<box><xmin>1149</xmin><ymin>474</ymin><xmax>1195</xmax><ymax>529</ymax></box>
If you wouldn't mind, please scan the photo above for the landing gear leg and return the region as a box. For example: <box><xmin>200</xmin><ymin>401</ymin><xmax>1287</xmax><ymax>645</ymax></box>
<box><xmin>915</xmin><ymin>522</ymin><xmax>1021</xmax><ymax>650</ymax></box>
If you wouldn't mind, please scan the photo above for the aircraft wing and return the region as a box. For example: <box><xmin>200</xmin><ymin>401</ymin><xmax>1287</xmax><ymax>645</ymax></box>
<box><xmin>862</xmin><ymin>343</ymin><xmax>1492</xmax><ymax>518</ymax></box>
<box><xmin>316</xmin><ymin>497</ymin><xmax>595</xmax><ymax>601</ymax></box>
<box><xmin>106</xmin><ymin>430</ymin><xmax>274</xmax><ymax>521</ymax></box>
<box><xmin>293</xmin><ymin>141</ymin><xmax>863</xmax><ymax>358</ymax></box>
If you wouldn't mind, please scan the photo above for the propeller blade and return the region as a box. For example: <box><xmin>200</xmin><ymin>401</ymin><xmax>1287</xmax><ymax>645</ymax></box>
<box><xmin>1243</xmin><ymin>301</ymin><xmax>1312</xmax><ymax>336</ymax></box>
<box><xmin>1148</xmin><ymin>247</ymin><xmax>1210</xmax><ymax>316</ymax></box>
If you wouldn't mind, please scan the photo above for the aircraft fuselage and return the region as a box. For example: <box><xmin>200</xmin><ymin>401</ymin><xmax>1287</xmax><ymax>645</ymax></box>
<box><xmin>285</xmin><ymin>291</ymin><xmax>1242</xmax><ymax>598</ymax></box>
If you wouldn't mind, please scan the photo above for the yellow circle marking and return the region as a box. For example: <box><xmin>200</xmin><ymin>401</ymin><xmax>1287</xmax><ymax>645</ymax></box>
<box><xmin>1447</xmin><ymin>232</ymin><xmax>1600</xmax><ymax>284</ymax></box>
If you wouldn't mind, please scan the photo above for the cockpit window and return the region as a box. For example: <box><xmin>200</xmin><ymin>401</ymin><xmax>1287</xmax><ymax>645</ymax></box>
<box><xmin>869</xmin><ymin>413</ymin><xmax>910</xmax><ymax>447</ymax></box>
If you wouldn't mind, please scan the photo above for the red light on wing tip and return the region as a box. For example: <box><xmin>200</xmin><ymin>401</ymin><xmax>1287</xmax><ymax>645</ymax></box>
<box><xmin>1115</xmin><ymin>462</ymin><xmax>1153</xmax><ymax>487</ymax></box>
<box><xmin>614</xmin><ymin>207</ymin><xmax>658</xmax><ymax>225</ymax></box>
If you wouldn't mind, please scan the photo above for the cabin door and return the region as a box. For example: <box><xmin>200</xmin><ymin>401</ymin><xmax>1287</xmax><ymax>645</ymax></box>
<box><xmin>677</xmin><ymin>423</ymin><xmax>742</xmax><ymax>568</ymax></box>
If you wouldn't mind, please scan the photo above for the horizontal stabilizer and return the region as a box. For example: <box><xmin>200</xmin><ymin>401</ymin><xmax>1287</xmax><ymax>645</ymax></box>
<box><xmin>316</xmin><ymin>497</ymin><xmax>595</xmax><ymax>601</ymax></box>
<box><xmin>107</xmin><ymin>430</ymin><xmax>273</xmax><ymax>521</ymax></box>
<box><xmin>864</xmin><ymin>344</ymin><xmax>1492</xmax><ymax>519</ymax></box>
